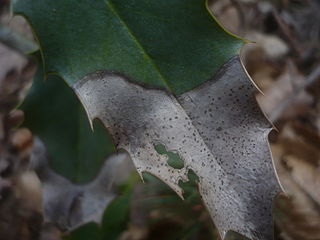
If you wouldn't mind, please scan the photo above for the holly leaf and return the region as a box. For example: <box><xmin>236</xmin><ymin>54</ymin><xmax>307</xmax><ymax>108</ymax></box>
<box><xmin>13</xmin><ymin>0</ymin><xmax>281</xmax><ymax>239</ymax></box>
<box><xmin>13</xmin><ymin>0</ymin><xmax>242</xmax><ymax>94</ymax></box>
<box><xmin>74</xmin><ymin>57</ymin><xmax>281</xmax><ymax>240</ymax></box>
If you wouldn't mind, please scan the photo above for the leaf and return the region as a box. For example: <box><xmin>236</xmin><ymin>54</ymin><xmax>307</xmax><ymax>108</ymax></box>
<box><xmin>31</xmin><ymin>137</ymin><xmax>132</xmax><ymax>230</ymax></box>
<box><xmin>13</xmin><ymin>0</ymin><xmax>242</xmax><ymax>94</ymax></box>
<box><xmin>13</xmin><ymin>0</ymin><xmax>281</xmax><ymax>239</ymax></box>
<box><xmin>74</xmin><ymin>56</ymin><xmax>281</xmax><ymax>240</ymax></box>
<box><xmin>63</xmin><ymin>173</ymin><xmax>135</xmax><ymax>240</ymax></box>
<box><xmin>100</xmin><ymin>188</ymin><xmax>132</xmax><ymax>240</ymax></box>
<box><xmin>63</xmin><ymin>223</ymin><xmax>102</xmax><ymax>240</ymax></box>
<box><xmin>20</xmin><ymin>57</ymin><xmax>115</xmax><ymax>183</ymax></box>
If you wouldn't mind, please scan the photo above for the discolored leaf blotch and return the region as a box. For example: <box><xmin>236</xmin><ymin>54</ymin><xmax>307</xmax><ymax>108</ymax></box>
<box><xmin>74</xmin><ymin>56</ymin><xmax>281</xmax><ymax>240</ymax></box>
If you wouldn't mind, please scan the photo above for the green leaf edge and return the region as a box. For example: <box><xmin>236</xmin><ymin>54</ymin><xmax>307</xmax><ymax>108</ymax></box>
<box><xmin>12</xmin><ymin>0</ymin><xmax>248</xmax><ymax>93</ymax></box>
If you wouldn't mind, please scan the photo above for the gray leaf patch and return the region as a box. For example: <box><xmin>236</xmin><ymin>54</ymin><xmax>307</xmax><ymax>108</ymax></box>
<box><xmin>74</xmin><ymin>56</ymin><xmax>281</xmax><ymax>240</ymax></box>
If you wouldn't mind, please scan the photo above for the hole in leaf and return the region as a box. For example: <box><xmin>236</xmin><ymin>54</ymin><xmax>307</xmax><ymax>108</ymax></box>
<box><xmin>154</xmin><ymin>143</ymin><xmax>184</xmax><ymax>169</ymax></box>
<box><xmin>179</xmin><ymin>169</ymin><xmax>200</xmax><ymax>201</ymax></box>
<box><xmin>225</xmin><ymin>230</ymin><xmax>251</xmax><ymax>240</ymax></box>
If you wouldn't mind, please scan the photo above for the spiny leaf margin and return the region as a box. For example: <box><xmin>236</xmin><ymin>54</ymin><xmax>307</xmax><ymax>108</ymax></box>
<box><xmin>12</xmin><ymin>0</ymin><xmax>244</xmax><ymax>94</ymax></box>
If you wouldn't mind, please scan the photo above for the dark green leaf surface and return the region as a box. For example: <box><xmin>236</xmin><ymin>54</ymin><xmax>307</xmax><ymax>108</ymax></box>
<box><xmin>101</xmin><ymin>190</ymin><xmax>131</xmax><ymax>240</ymax></box>
<box><xmin>20</xmin><ymin>59</ymin><xmax>115</xmax><ymax>183</ymax></box>
<box><xmin>13</xmin><ymin>0</ymin><xmax>243</xmax><ymax>94</ymax></box>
